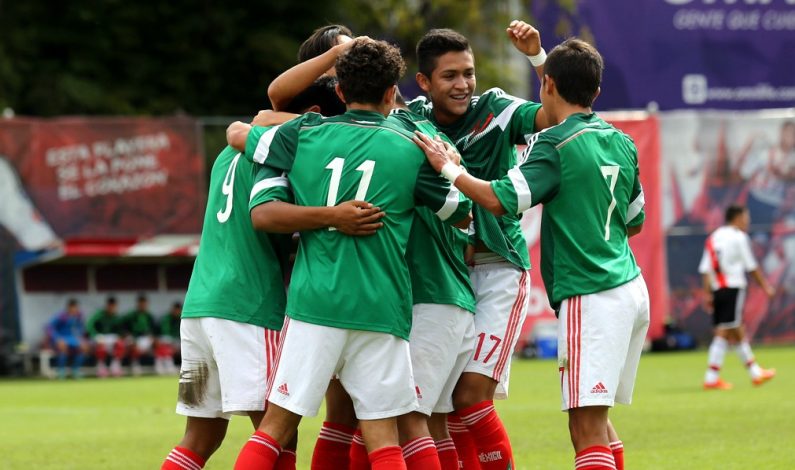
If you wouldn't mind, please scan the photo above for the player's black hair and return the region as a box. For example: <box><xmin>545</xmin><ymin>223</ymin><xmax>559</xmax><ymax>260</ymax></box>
<box><xmin>725</xmin><ymin>205</ymin><xmax>747</xmax><ymax>224</ymax></box>
<box><xmin>172</xmin><ymin>301</ymin><xmax>182</xmax><ymax>309</ymax></box>
<box><xmin>298</xmin><ymin>24</ymin><xmax>354</xmax><ymax>62</ymax></box>
<box><xmin>106</xmin><ymin>296</ymin><xmax>117</xmax><ymax>305</ymax></box>
<box><xmin>67</xmin><ymin>298</ymin><xmax>78</xmax><ymax>307</ymax></box>
<box><xmin>336</xmin><ymin>39</ymin><xmax>405</xmax><ymax>105</ymax></box>
<box><xmin>136</xmin><ymin>294</ymin><xmax>147</xmax><ymax>303</ymax></box>
<box><xmin>416</xmin><ymin>29</ymin><xmax>472</xmax><ymax>77</ymax></box>
<box><xmin>544</xmin><ymin>38</ymin><xmax>604</xmax><ymax>108</ymax></box>
<box><xmin>284</xmin><ymin>76</ymin><xmax>346</xmax><ymax>117</ymax></box>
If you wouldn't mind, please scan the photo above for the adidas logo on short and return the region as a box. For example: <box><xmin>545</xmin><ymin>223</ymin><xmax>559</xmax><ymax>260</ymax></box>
<box><xmin>591</xmin><ymin>382</ymin><xmax>608</xmax><ymax>394</ymax></box>
<box><xmin>277</xmin><ymin>383</ymin><xmax>289</xmax><ymax>396</ymax></box>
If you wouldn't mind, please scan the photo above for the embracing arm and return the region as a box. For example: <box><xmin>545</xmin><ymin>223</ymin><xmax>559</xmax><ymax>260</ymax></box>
<box><xmin>251</xmin><ymin>200</ymin><xmax>385</xmax><ymax>235</ymax></box>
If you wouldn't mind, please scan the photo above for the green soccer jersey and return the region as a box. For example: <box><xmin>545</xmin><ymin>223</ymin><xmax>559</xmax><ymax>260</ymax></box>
<box><xmin>388</xmin><ymin>109</ymin><xmax>476</xmax><ymax>313</ymax></box>
<box><xmin>182</xmin><ymin>134</ymin><xmax>289</xmax><ymax>331</ymax></box>
<box><xmin>491</xmin><ymin>113</ymin><xmax>644</xmax><ymax>308</ymax></box>
<box><xmin>120</xmin><ymin>310</ymin><xmax>156</xmax><ymax>337</ymax></box>
<box><xmin>86</xmin><ymin>310</ymin><xmax>121</xmax><ymax>338</ymax></box>
<box><xmin>408</xmin><ymin>88</ymin><xmax>541</xmax><ymax>270</ymax></box>
<box><xmin>249</xmin><ymin>110</ymin><xmax>472</xmax><ymax>340</ymax></box>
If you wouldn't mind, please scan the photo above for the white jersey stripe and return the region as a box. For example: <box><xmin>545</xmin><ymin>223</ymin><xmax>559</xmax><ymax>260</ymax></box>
<box><xmin>508</xmin><ymin>167</ymin><xmax>532</xmax><ymax>214</ymax></box>
<box><xmin>250</xmin><ymin>176</ymin><xmax>288</xmax><ymax>203</ymax></box>
<box><xmin>626</xmin><ymin>189</ymin><xmax>645</xmax><ymax>224</ymax></box>
<box><xmin>252</xmin><ymin>126</ymin><xmax>280</xmax><ymax>164</ymax></box>
<box><xmin>435</xmin><ymin>186</ymin><xmax>462</xmax><ymax>221</ymax></box>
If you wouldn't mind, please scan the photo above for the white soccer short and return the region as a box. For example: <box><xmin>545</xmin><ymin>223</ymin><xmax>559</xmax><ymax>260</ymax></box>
<box><xmin>93</xmin><ymin>334</ymin><xmax>121</xmax><ymax>349</ymax></box>
<box><xmin>133</xmin><ymin>335</ymin><xmax>154</xmax><ymax>352</ymax></box>
<box><xmin>267</xmin><ymin>318</ymin><xmax>418</xmax><ymax>420</ymax></box>
<box><xmin>465</xmin><ymin>262</ymin><xmax>530</xmax><ymax>399</ymax></box>
<box><xmin>558</xmin><ymin>275</ymin><xmax>650</xmax><ymax>411</ymax></box>
<box><xmin>410</xmin><ymin>304</ymin><xmax>476</xmax><ymax>415</ymax></box>
<box><xmin>176</xmin><ymin>317</ymin><xmax>280</xmax><ymax>419</ymax></box>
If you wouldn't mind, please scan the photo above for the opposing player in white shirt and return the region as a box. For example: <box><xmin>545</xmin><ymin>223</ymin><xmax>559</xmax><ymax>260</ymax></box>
<box><xmin>698</xmin><ymin>205</ymin><xmax>776</xmax><ymax>390</ymax></box>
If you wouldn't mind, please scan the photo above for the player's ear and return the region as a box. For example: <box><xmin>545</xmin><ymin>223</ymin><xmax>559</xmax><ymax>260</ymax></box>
<box><xmin>592</xmin><ymin>86</ymin><xmax>601</xmax><ymax>103</ymax></box>
<box><xmin>383</xmin><ymin>85</ymin><xmax>397</xmax><ymax>107</ymax></box>
<box><xmin>416</xmin><ymin>72</ymin><xmax>431</xmax><ymax>93</ymax></box>
<box><xmin>335</xmin><ymin>83</ymin><xmax>347</xmax><ymax>104</ymax></box>
<box><xmin>543</xmin><ymin>75</ymin><xmax>555</xmax><ymax>96</ymax></box>
<box><xmin>306</xmin><ymin>104</ymin><xmax>322</xmax><ymax>114</ymax></box>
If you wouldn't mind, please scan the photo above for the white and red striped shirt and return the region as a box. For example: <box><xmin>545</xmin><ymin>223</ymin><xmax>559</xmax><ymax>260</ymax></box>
<box><xmin>698</xmin><ymin>225</ymin><xmax>758</xmax><ymax>290</ymax></box>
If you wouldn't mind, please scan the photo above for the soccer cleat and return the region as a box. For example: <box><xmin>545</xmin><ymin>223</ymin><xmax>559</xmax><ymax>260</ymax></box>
<box><xmin>752</xmin><ymin>368</ymin><xmax>776</xmax><ymax>386</ymax></box>
<box><xmin>703</xmin><ymin>378</ymin><xmax>733</xmax><ymax>390</ymax></box>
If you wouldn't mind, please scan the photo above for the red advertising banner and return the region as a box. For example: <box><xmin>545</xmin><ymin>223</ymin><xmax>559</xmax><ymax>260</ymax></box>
<box><xmin>520</xmin><ymin>114</ymin><xmax>666</xmax><ymax>343</ymax></box>
<box><xmin>0</xmin><ymin>117</ymin><xmax>204</xmax><ymax>239</ymax></box>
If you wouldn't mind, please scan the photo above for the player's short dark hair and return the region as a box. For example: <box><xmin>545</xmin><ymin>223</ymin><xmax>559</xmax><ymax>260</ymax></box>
<box><xmin>284</xmin><ymin>76</ymin><xmax>346</xmax><ymax>117</ymax></box>
<box><xmin>544</xmin><ymin>38</ymin><xmax>604</xmax><ymax>108</ymax></box>
<box><xmin>106</xmin><ymin>296</ymin><xmax>117</xmax><ymax>305</ymax></box>
<box><xmin>416</xmin><ymin>29</ymin><xmax>471</xmax><ymax>77</ymax></box>
<box><xmin>298</xmin><ymin>24</ymin><xmax>353</xmax><ymax>62</ymax></box>
<box><xmin>172</xmin><ymin>301</ymin><xmax>182</xmax><ymax>309</ymax></box>
<box><xmin>336</xmin><ymin>39</ymin><xmax>405</xmax><ymax>105</ymax></box>
<box><xmin>67</xmin><ymin>298</ymin><xmax>78</xmax><ymax>307</ymax></box>
<box><xmin>137</xmin><ymin>294</ymin><xmax>147</xmax><ymax>302</ymax></box>
<box><xmin>725</xmin><ymin>205</ymin><xmax>747</xmax><ymax>224</ymax></box>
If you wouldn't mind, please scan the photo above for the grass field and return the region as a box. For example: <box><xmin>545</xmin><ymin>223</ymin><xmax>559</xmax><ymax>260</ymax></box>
<box><xmin>2</xmin><ymin>347</ymin><xmax>794</xmax><ymax>469</ymax></box>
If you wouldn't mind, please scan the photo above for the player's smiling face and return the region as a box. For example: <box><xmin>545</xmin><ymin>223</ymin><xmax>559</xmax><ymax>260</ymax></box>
<box><xmin>419</xmin><ymin>50</ymin><xmax>476</xmax><ymax>125</ymax></box>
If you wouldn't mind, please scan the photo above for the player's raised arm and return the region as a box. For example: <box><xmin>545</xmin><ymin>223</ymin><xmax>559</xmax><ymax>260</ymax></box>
<box><xmin>268</xmin><ymin>33</ymin><xmax>357</xmax><ymax>111</ymax></box>
<box><xmin>506</xmin><ymin>20</ymin><xmax>545</xmax><ymax>81</ymax></box>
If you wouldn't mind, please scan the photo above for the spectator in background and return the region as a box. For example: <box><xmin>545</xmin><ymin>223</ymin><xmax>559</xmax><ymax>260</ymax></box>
<box><xmin>46</xmin><ymin>298</ymin><xmax>89</xmax><ymax>379</ymax></box>
<box><xmin>86</xmin><ymin>296</ymin><xmax>126</xmax><ymax>378</ymax></box>
<box><xmin>155</xmin><ymin>301</ymin><xmax>182</xmax><ymax>375</ymax></box>
<box><xmin>699</xmin><ymin>205</ymin><xmax>776</xmax><ymax>390</ymax></box>
<box><xmin>120</xmin><ymin>294</ymin><xmax>158</xmax><ymax>376</ymax></box>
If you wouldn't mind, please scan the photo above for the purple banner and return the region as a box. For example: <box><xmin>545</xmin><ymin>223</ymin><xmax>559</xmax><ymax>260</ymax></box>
<box><xmin>533</xmin><ymin>0</ymin><xmax>795</xmax><ymax>110</ymax></box>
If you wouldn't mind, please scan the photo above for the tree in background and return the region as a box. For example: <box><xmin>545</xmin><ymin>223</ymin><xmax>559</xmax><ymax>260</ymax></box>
<box><xmin>0</xmin><ymin>0</ymin><xmax>541</xmax><ymax>117</ymax></box>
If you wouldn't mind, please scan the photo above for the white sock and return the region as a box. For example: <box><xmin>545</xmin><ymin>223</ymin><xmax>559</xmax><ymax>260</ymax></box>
<box><xmin>705</xmin><ymin>337</ymin><xmax>728</xmax><ymax>383</ymax></box>
<box><xmin>736</xmin><ymin>341</ymin><xmax>762</xmax><ymax>378</ymax></box>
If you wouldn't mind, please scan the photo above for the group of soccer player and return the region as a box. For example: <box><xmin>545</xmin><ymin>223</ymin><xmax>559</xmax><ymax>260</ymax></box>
<box><xmin>160</xmin><ymin>19</ymin><xmax>649</xmax><ymax>470</ymax></box>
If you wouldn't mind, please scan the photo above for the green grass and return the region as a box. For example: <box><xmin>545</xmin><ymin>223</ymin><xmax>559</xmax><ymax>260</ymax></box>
<box><xmin>2</xmin><ymin>347</ymin><xmax>794</xmax><ymax>469</ymax></box>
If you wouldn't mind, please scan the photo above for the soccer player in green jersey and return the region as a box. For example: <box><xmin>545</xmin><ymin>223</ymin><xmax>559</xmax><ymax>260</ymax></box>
<box><xmin>415</xmin><ymin>38</ymin><xmax>650</xmax><ymax>470</ymax></box>
<box><xmin>119</xmin><ymin>294</ymin><xmax>157</xmax><ymax>376</ymax></box>
<box><xmin>407</xmin><ymin>22</ymin><xmax>550</xmax><ymax>470</ymax></box>
<box><xmin>86</xmin><ymin>296</ymin><xmax>125</xmax><ymax>378</ymax></box>
<box><xmin>160</xmin><ymin>79</ymin><xmax>382</xmax><ymax>470</ymax></box>
<box><xmin>233</xmin><ymin>38</ymin><xmax>472</xmax><ymax>470</ymax></box>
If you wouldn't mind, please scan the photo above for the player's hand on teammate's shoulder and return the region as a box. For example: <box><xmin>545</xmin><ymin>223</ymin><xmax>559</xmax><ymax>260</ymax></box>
<box><xmin>413</xmin><ymin>131</ymin><xmax>461</xmax><ymax>172</ymax></box>
<box><xmin>506</xmin><ymin>20</ymin><xmax>542</xmax><ymax>56</ymax></box>
<box><xmin>331</xmin><ymin>200</ymin><xmax>386</xmax><ymax>236</ymax></box>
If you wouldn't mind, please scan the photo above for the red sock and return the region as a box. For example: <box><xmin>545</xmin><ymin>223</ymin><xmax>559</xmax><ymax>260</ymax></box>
<box><xmin>275</xmin><ymin>449</ymin><xmax>296</xmax><ymax>470</ymax></box>
<box><xmin>234</xmin><ymin>431</ymin><xmax>281</xmax><ymax>470</ymax></box>
<box><xmin>311</xmin><ymin>421</ymin><xmax>355</xmax><ymax>470</ymax></box>
<box><xmin>402</xmin><ymin>437</ymin><xmax>440</xmax><ymax>470</ymax></box>
<box><xmin>369</xmin><ymin>445</ymin><xmax>407</xmax><ymax>470</ymax></box>
<box><xmin>575</xmin><ymin>446</ymin><xmax>616</xmax><ymax>470</ymax></box>
<box><xmin>95</xmin><ymin>345</ymin><xmax>108</xmax><ymax>363</ymax></box>
<box><xmin>609</xmin><ymin>441</ymin><xmax>624</xmax><ymax>470</ymax></box>
<box><xmin>458</xmin><ymin>401</ymin><xmax>514</xmax><ymax>470</ymax></box>
<box><xmin>350</xmin><ymin>430</ymin><xmax>371</xmax><ymax>470</ymax></box>
<box><xmin>162</xmin><ymin>446</ymin><xmax>206</xmax><ymax>469</ymax></box>
<box><xmin>434</xmin><ymin>438</ymin><xmax>458</xmax><ymax>470</ymax></box>
<box><xmin>448</xmin><ymin>414</ymin><xmax>479</xmax><ymax>470</ymax></box>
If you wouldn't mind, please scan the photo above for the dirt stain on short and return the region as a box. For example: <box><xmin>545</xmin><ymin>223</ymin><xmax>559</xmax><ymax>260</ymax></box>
<box><xmin>178</xmin><ymin>360</ymin><xmax>209</xmax><ymax>407</ymax></box>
